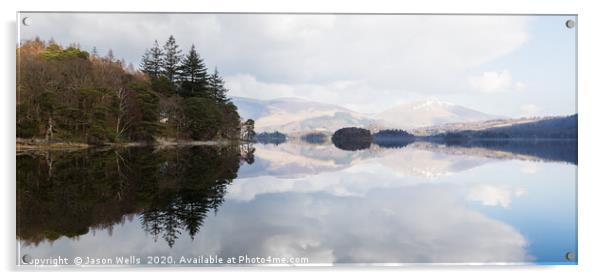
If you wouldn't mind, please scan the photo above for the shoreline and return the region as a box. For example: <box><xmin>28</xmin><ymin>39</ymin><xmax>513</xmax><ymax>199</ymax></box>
<box><xmin>16</xmin><ymin>138</ymin><xmax>248</xmax><ymax>152</ymax></box>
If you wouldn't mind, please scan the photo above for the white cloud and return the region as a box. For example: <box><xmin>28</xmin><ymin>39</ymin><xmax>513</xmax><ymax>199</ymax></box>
<box><xmin>226</xmin><ymin>74</ymin><xmax>298</xmax><ymax>100</ymax></box>
<box><xmin>225</xmin><ymin>74</ymin><xmax>410</xmax><ymax>113</ymax></box>
<box><xmin>466</xmin><ymin>184</ymin><xmax>527</xmax><ymax>208</ymax></box>
<box><xmin>515</xmin><ymin>81</ymin><xmax>527</xmax><ymax>91</ymax></box>
<box><xmin>25</xmin><ymin>186</ymin><xmax>531</xmax><ymax>264</ymax></box>
<box><xmin>468</xmin><ymin>70</ymin><xmax>526</xmax><ymax>94</ymax></box>
<box><xmin>520</xmin><ymin>104</ymin><xmax>542</xmax><ymax>117</ymax></box>
<box><xmin>229</xmin><ymin>142</ymin><xmax>498</xmax><ymax>201</ymax></box>
<box><xmin>20</xmin><ymin>13</ymin><xmax>530</xmax><ymax>112</ymax></box>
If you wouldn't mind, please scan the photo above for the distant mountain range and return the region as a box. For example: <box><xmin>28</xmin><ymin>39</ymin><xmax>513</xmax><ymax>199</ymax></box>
<box><xmin>375</xmin><ymin>99</ymin><xmax>499</xmax><ymax>129</ymax></box>
<box><xmin>232</xmin><ymin>96</ymin><xmax>502</xmax><ymax>134</ymax></box>
<box><xmin>232</xmin><ymin>96</ymin><xmax>382</xmax><ymax>134</ymax></box>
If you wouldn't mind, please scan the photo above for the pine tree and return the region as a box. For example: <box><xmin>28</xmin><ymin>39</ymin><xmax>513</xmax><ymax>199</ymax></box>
<box><xmin>208</xmin><ymin>67</ymin><xmax>229</xmax><ymax>103</ymax></box>
<box><xmin>178</xmin><ymin>45</ymin><xmax>208</xmax><ymax>97</ymax></box>
<box><xmin>140</xmin><ymin>50</ymin><xmax>150</xmax><ymax>70</ymax></box>
<box><xmin>162</xmin><ymin>35</ymin><xmax>182</xmax><ymax>83</ymax></box>
<box><xmin>140</xmin><ymin>40</ymin><xmax>164</xmax><ymax>78</ymax></box>
<box><xmin>180</xmin><ymin>45</ymin><xmax>207</xmax><ymax>84</ymax></box>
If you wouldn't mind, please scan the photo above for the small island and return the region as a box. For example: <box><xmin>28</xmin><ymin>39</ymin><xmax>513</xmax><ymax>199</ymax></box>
<box><xmin>331</xmin><ymin>127</ymin><xmax>372</xmax><ymax>151</ymax></box>
<box><xmin>372</xmin><ymin>129</ymin><xmax>416</xmax><ymax>148</ymax></box>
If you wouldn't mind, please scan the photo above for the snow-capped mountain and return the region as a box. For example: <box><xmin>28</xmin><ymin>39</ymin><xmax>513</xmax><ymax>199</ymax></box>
<box><xmin>375</xmin><ymin>99</ymin><xmax>499</xmax><ymax>129</ymax></box>
<box><xmin>231</xmin><ymin>96</ymin><xmax>499</xmax><ymax>133</ymax></box>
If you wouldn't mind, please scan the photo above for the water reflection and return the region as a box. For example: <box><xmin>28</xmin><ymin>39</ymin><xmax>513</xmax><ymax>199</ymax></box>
<box><xmin>430</xmin><ymin>139</ymin><xmax>577</xmax><ymax>164</ymax></box>
<box><xmin>17</xmin><ymin>140</ymin><xmax>577</xmax><ymax>264</ymax></box>
<box><xmin>239</xmin><ymin>140</ymin><xmax>576</xmax><ymax>180</ymax></box>
<box><xmin>17</xmin><ymin>145</ymin><xmax>248</xmax><ymax>247</ymax></box>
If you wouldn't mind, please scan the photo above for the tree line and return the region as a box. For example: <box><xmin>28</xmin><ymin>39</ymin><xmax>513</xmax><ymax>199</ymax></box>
<box><xmin>17</xmin><ymin>36</ymin><xmax>255</xmax><ymax>144</ymax></box>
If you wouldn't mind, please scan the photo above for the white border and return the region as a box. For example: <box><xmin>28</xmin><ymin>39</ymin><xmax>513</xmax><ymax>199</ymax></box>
<box><xmin>3</xmin><ymin>0</ymin><xmax>601</xmax><ymax>279</ymax></box>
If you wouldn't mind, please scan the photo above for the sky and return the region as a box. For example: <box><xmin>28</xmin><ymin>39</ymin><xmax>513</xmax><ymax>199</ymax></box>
<box><xmin>19</xmin><ymin>13</ymin><xmax>577</xmax><ymax>117</ymax></box>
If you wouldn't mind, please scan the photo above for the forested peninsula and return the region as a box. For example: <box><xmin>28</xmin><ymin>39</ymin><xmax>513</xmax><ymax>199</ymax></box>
<box><xmin>17</xmin><ymin>36</ymin><xmax>255</xmax><ymax>149</ymax></box>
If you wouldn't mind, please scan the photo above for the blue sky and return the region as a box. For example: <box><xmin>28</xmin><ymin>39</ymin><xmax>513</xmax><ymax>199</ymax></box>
<box><xmin>446</xmin><ymin>16</ymin><xmax>577</xmax><ymax>118</ymax></box>
<box><xmin>19</xmin><ymin>13</ymin><xmax>577</xmax><ymax>116</ymax></box>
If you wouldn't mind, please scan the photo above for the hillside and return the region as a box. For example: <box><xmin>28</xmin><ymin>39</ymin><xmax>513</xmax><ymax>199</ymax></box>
<box><xmin>231</xmin><ymin>96</ymin><xmax>382</xmax><ymax>134</ymax></box>
<box><xmin>376</xmin><ymin>99</ymin><xmax>499</xmax><ymax>129</ymax></box>
<box><xmin>482</xmin><ymin>114</ymin><xmax>577</xmax><ymax>139</ymax></box>
<box><xmin>232</xmin><ymin>96</ymin><xmax>499</xmax><ymax>134</ymax></box>
<box><xmin>431</xmin><ymin>115</ymin><xmax>577</xmax><ymax>140</ymax></box>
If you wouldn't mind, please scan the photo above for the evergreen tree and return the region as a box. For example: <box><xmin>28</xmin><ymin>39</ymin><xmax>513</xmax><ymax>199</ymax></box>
<box><xmin>140</xmin><ymin>40</ymin><xmax>164</xmax><ymax>78</ymax></box>
<box><xmin>181</xmin><ymin>97</ymin><xmax>221</xmax><ymax>140</ymax></box>
<box><xmin>180</xmin><ymin>45</ymin><xmax>206</xmax><ymax>83</ymax></box>
<box><xmin>162</xmin><ymin>35</ymin><xmax>182</xmax><ymax>83</ymax></box>
<box><xmin>218</xmin><ymin>102</ymin><xmax>241</xmax><ymax>139</ymax></box>
<box><xmin>124</xmin><ymin>82</ymin><xmax>161</xmax><ymax>142</ymax></box>
<box><xmin>208</xmin><ymin>67</ymin><xmax>229</xmax><ymax>103</ymax></box>
<box><xmin>178</xmin><ymin>44</ymin><xmax>207</xmax><ymax>97</ymax></box>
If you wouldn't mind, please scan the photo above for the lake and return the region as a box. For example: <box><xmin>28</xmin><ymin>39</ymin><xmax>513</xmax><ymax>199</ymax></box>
<box><xmin>17</xmin><ymin>140</ymin><xmax>577</xmax><ymax>265</ymax></box>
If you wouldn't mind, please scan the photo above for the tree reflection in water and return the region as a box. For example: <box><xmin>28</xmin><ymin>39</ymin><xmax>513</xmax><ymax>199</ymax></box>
<box><xmin>17</xmin><ymin>145</ymin><xmax>254</xmax><ymax>247</ymax></box>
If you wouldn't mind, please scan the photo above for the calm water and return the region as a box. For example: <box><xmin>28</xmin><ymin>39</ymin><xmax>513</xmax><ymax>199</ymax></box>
<box><xmin>17</xmin><ymin>140</ymin><xmax>577</xmax><ymax>265</ymax></box>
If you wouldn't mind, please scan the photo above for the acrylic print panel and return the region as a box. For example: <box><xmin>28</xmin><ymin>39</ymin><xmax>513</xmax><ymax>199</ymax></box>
<box><xmin>16</xmin><ymin>13</ymin><xmax>577</xmax><ymax>266</ymax></box>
